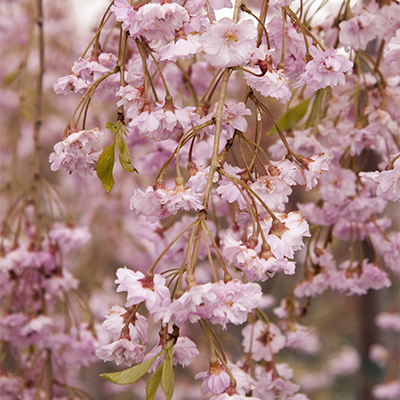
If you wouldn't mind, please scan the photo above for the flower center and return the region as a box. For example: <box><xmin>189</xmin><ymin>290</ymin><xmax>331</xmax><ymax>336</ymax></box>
<box><xmin>223</xmin><ymin>30</ymin><xmax>238</xmax><ymax>45</ymax></box>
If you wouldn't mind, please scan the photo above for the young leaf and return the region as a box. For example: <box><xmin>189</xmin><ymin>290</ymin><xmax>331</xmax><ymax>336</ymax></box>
<box><xmin>146</xmin><ymin>364</ymin><xmax>163</xmax><ymax>400</ymax></box>
<box><xmin>100</xmin><ymin>356</ymin><xmax>156</xmax><ymax>385</ymax></box>
<box><xmin>105</xmin><ymin>121</ymin><xmax>118</xmax><ymax>132</ymax></box>
<box><xmin>115</xmin><ymin>132</ymin><xmax>138</xmax><ymax>173</ymax></box>
<box><xmin>96</xmin><ymin>143</ymin><xmax>115</xmax><ymax>193</ymax></box>
<box><xmin>267</xmin><ymin>98</ymin><xmax>311</xmax><ymax>135</ymax></box>
<box><xmin>161</xmin><ymin>347</ymin><xmax>174</xmax><ymax>400</ymax></box>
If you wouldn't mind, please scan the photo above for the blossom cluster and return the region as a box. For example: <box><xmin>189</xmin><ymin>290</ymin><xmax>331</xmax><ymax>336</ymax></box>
<box><xmin>2</xmin><ymin>0</ymin><xmax>399</xmax><ymax>399</ymax></box>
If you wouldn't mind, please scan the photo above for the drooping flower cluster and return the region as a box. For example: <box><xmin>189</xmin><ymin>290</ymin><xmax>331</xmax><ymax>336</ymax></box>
<box><xmin>11</xmin><ymin>0</ymin><xmax>397</xmax><ymax>398</ymax></box>
<box><xmin>49</xmin><ymin>127</ymin><xmax>104</xmax><ymax>176</ymax></box>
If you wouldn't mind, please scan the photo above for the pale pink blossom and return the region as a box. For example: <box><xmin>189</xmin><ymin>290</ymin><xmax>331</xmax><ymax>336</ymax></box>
<box><xmin>144</xmin><ymin>336</ymin><xmax>199</xmax><ymax>372</ymax></box>
<box><xmin>48</xmin><ymin>223</ymin><xmax>91</xmax><ymax>253</ymax></box>
<box><xmin>102</xmin><ymin>306</ymin><xmax>148</xmax><ymax>344</ymax></box>
<box><xmin>116</xmin><ymin>85</ymin><xmax>144</xmax><ymax>120</ymax></box>
<box><xmin>95</xmin><ymin>338</ymin><xmax>145</xmax><ymax>366</ymax></box>
<box><xmin>296</xmin><ymin>46</ymin><xmax>353</xmax><ymax>90</ymax></box>
<box><xmin>242</xmin><ymin>321</ymin><xmax>286</xmax><ymax>361</ymax></box>
<box><xmin>294</xmin><ymin>274</ymin><xmax>330</xmax><ymax>298</ymax></box>
<box><xmin>286</xmin><ymin>324</ymin><xmax>321</xmax><ymax>355</ymax></box>
<box><xmin>384</xmin><ymin>29</ymin><xmax>400</xmax><ymax>72</ymax></box>
<box><xmin>221</xmin><ymin>232</ymin><xmax>295</xmax><ymax>282</ymax></box>
<box><xmin>129</xmin><ymin>186</ymin><xmax>172</xmax><ymax>223</ymax></box>
<box><xmin>369</xmin><ymin>344</ymin><xmax>389</xmax><ymax>368</ymax></box>
<box><xmin>195</xmin><ymin>363</ymin><xmax>231</xmax><ymax>395</ymax></box>
<box><xmin>244</xmin><ymin>67</ymin><xmax>292</xmax><ymax>104</ymax></box>
<box><xmin>375</xmin><ymin>312</ymin><xmax>400</xmax><ymax>332</ymax></box>
<box><xmin>163</xmin><ymin>280</ymin><xmax>261</xmax><ymax>329</ymax></box>
<box><xmin>261</xmin><ymin>211</ymin><xmax>311</xmax><ymax>260</ymax></box>
<box><xmin>200</xmin><ymin>18</ymin><xmax>257</xmax><ymax>68</ymax></box>
<box><xmin>210</xmin><ymin>394</ymin><xmax>260</xmax><ymax>400</ymax></box>
<box><xmin>115</xmin><ymin>267</ymin><xmax>171</xmax><ymax>312</ymax></box>
<box><xmin>248</xmin><ymin>174</ymin><xmax>292</xmax><ymax>211</ymax></box>
<box><xmin>49</xmin><ymin>128</ymin><xmax>104</xmax><ymax>177</ymax></box>
<box><xmin>228</xmin><ymin>363</ymin><xmax>255</xmax><ymax>395</ymax></box>
<box><xmin>373</xmin><ymin>380</ymin><xmax>400</xmax><ymax>400</ymax></box>
<box><xmin>130</xmin><ymin>104</ymin><xmax>195</xmax><ymax>142</ymax></box>
<box><xmin>207</xmin><ymin>280</ymin><xmax>262</xmax><ymax>328</ymax></box>
<box><xmin>53</xmin><ymin>74</ymin><xmax>89</xmax><ymax>95</ymax></box>
<box><xmin>299</xmin><ymin>153</ymin><xmax>333</xmax><ymax>191</ymax></box>
<box><xmin>319</xmin><ymin>166</ymin><xmax>357</xmax><ymax>206</ymax></box>
<box><xmin>383</xmin><ymin>232</ymin><xmax>400</xmax><ymax>274</ymax></box>
<box><xmin>216</xmin><ymin>163</ymin><xmax>245</xmax><ymax>205</ymax></box>
<box><xmin>339</xmin><ymin>7</ymin><xmax>377</xmax><ymax>51</ymax></box>
<box><xmin>159</xmin><ymin>34</ymin><xmax>202</xmax><ymax>62</ymax></box>
<box><xmin>327</xmin><ymin>346</ymin><xmax>361</xmax><ymax>376</ymax></box>
<box><xmin>329</xmin><ymin>260</ymin><xmax>391</xmax><ymax>296</ymax></box>
<box><xmin>359</xmin><ymin>158</ymin><xmax>400</xmax><ymax>202</ymax></box>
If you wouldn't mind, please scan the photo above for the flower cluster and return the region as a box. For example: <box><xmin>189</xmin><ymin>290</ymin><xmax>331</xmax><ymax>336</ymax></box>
<box><xmin>17</xmin><ymin>0</ymin><xmax>399</xmax><ymax>398</ymax></box>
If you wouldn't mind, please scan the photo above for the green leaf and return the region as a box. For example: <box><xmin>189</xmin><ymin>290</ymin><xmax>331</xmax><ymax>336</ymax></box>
<box><xmin>161</xmin><ymin>347</ymin><xmax>174</xmax><ymax>400</ymax></box>
<box><xmin>115</xmin><ymin>132</ymin><xmax>138</xmax><ymax>173</ymax></box>
<box><xmin>100</xmin><ymin>356</ymin><xmax>155</xmax><ymax>385</ymax></box>
<box><xmin>96</xmin><ymin>142</ymin><xmax>115</xmax><ymax>193</ymax></box>
<box><xmin>267</xmin><ymin>98</ymin><xmax>311</xmax><ymax>135</ymax></box>
<box><xmin>3</xmin><ymin>68</ymin><xmax>20</xmax><ymax>87</ymax></box>
<box><xmin>146</xmin><ymin>364</ymin><xmax>163</xmax><ymax>400</ymax></box>
<box><xmin>105</xmin><ymin>121</ymin><xmax>118</xmax><ymax>132</ymax></box>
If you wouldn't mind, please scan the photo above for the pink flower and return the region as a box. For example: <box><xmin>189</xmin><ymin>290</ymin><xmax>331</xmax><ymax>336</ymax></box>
<box><xmin>159</xmin><ymin>34</ymin><xmax>202</xmax><ymax>62</ymax></box>
<box><xmin>221</xmin><ymin>232</ymin><xmax>295</xmax><ymax>281</ymax></box>
<box><xmin>207</xmin><ymin>280</ymin><xmax>262</xmax><ymax>328</ymax></box>
<box><xmin>369</xmin><ymin>344</ymin><xmax>389</xmax><ymax>368</ymax></box>
<box><xmin>135</xmin><ymin>3</ymin><xmax>189</xmax><ymax>41</ymax></box>
<box><xmin>329</xmin><ymin>260</ymin><xmax>391</xmax><ymax>296</ymax></box>
<box><xmin>144</xmin><ymin>336</ymin><xmax>199</xmax><ymax>372</ymax></box>
<box><xmin>115</xmin><ymin>267</ymin><xmax>171</xmax><ymax>313</ymax></box>
<box><xmin>375</xmin><ymin>312</ymin><xmax>400</xmax><ymax>332</ymax></box>
<box><xmin>327</xmin><ymin>346</ymin><xmax>361</xmax><ymax>376</ymax></box>
<box><xmin>195</xmin><ymin>363</ymin><xmax>231</xmax><ymax>395</ymax></box>
<box><xmin>248</xmin><ymin>175</ymin><xmax>292</xmax><ymax>211</ymax></box>
<box><xmin>384</xmin><ymin>29</ymin><xmax>400</xmax><ymax>72</ymax></box>
<box><xmin>294</xmin><ymin>274</ymin><xmax>330</xmax><ymax>298</ymax></box>
<box><xmin>171</xmin><ymin>336</ymin><xmax>199</xmax><ymax>367</ymax></box>
<box><xmin>95</xmin><ymin>338</ymin><xmax>145</xmax><ymax>367</ymax></box>
<box><xmin>48</xmin><ymin>223</ymin><xmax>91</xmax><ymax>253</ymax></box>
<box><xmin>299</xmin><ymin>153</ymin><xmax>333</xmax><ymax>191</ymax></box>
<box><xmin>373</xmin><ymin>380</ymin><xmax>400</xmax><ymax>400</ymax></box>
<box><xmin>261</xmin><ymin>211</ymin><xmax>310</xmax><ymax>260</ymax></box>
<box><xmin>359</xmin><ymin>158</ymin><xmax>400</xmax><ymax>202</ymax></box>
<box><xmin>242</xmin><ymin>321</ymin><xmax>286</xmax><ymax>361</ymax></box>
<box><xmin>200</xmin><ymin>18</ymin><xmax>257</xmax><ymax>68</ymax></box>
<box><xmin>216</xmin><ymin>163</ymin><xmax>245</xmax><ymax>205</ymax></box>
<box><xmin>129</xmin><ymin>186</ymin><xmax>172</xmax><ymax>223</ymax></box>
<box><xmin>319</xmin><ymin>166</ymin><xmax>357</xmax><ymax>206</ymax></box>
<box><xmin>116</xmin><ymin>85</ymin><xmax>144</xmax><ymax>120</ymax></box>
<box><xmin>53</xmin><ymin>74</ymin><xmax>88</xmax><ymax>95</ymax></box>
<box><xmin>163</xmin><ymin>280</ymin><xmax>261</xmax><ymax>329</ymax></box>
<box><xmin>339</xmin><ymin>6</ymin><xmax>377</xmax><ymax>51</ymax></box>
<box><xmin>296</xmin><ymin>47</ymin><xmax>353</xmax><ymax>90</ymax></box>
<box><xmin>102</xmin><ymin>306</ymin><xmax>148</xmax><ymax>344</ymax></box>
<box><xmin>244</xmin><ymin>67</ymin><xmax>291</xmax><ymax>104</ymax></box>
<box><xmin>49</xmin><ymin>128</ymin><xmax>104</xmax><ymax>177</ymax></box>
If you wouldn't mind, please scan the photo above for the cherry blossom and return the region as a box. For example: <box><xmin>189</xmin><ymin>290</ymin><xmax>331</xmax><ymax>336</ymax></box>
<box><xmin>200</xmin><ymin>18</ymin><xmax>257</xmax><ymax>68</ymax></box>
<box><xmin>242</xmin><ymin>320</ymin><xmax>286</xmax><ymax>362</ymax></box>
<box><xmin>115</xmin><ymin>267</ymin><xmax>171</xmax><ymax>312</ymax></box>
<box><xmin>244</xmin><ymin>66</ymin><xmax>292</xmax><ymax>104</ymax></box>
<box><xmin>384</xmin><ymin>29</ymin><xmax>400</xmax><ymax>72</ymax></box>
<box><xmin>296</xmin><ymin>47</ymin><xmax>353</xmax><ymax>90</ymax></box>
<box><xmin>359</xmin><ymin>157</ymin><xmax>400</xmax><ymax>202</ymax></box>
<box><xmin>49</xmin><ymin>128</ymin><xmax>104</xmax><ymax>176</ymax></box>
<box><xmin>95</xmin><ymin>338</ymin><xmax>145</xmax><ymax>367</ymax></box>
